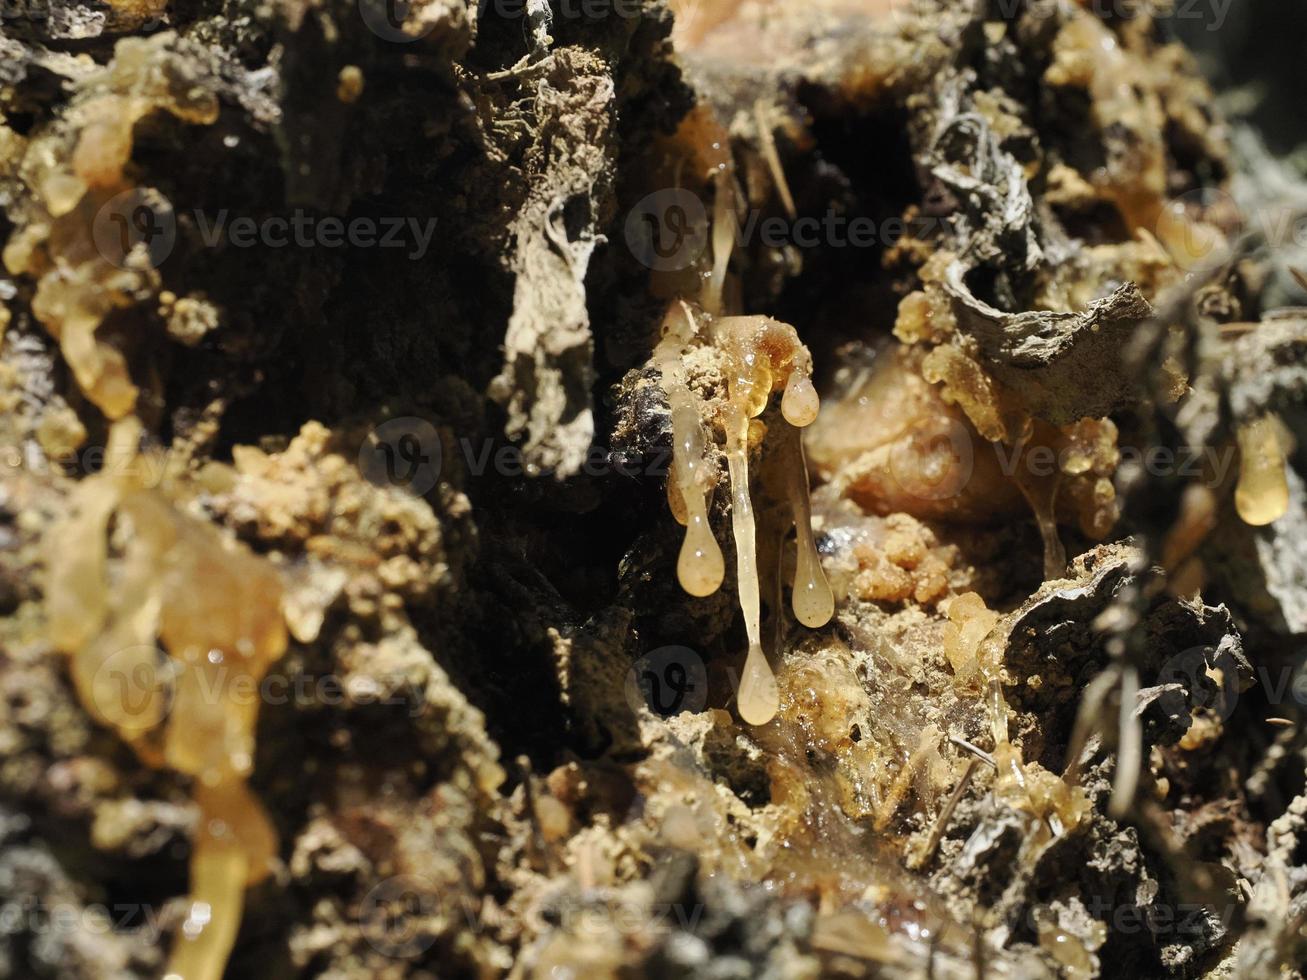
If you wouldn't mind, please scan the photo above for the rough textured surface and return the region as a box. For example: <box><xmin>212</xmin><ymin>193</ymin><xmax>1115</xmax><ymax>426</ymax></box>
<box><xmin>2</xmin><ymin>0</ymin><xmax>1307</xmax><ymax>978</ymax></box>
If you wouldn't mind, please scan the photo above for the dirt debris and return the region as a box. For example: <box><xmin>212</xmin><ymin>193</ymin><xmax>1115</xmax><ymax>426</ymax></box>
<box><xmin>2</xmin><ymin>0</ymin><xmax>1307</xmax><ymax>978</ymax></box>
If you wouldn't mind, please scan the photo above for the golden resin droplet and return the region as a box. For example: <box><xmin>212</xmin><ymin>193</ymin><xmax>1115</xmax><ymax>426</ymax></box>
<box><xmin>166</xmin><ymin>782</ymin><xmax>275</xmax><ymax>980</ymax></box>
<box><xmin>738</xmin><ymin>641</ymin><xmax>778</xmax><ymax>726</ymax></box>
<box><xmin>657</xmin><ymin>304</ymin><xmax>726</xmax><ymax>597</ymax></box>
<box><xmin>679</xmin><ymin>511</ymin><xmax>726</xmax><ymax>597</ymax></box>
<box><xmin>786</xmin><ymin>425</ymin><xmax>833</xmax><ymax>628</ymax></box>
<box><xmin>792</xmin><ymin>535</ymin><xmax>833</xmax><ymax>628</ymax></box>
<box><xmin>1235</xmin><ymin>414</ymin><xmax>1290</xmax><ymax>527</ymax></box>
<box><xmin>782</xmin><ymin>369</ymin><xmax>820</xmax><ymax>427</ymax></box>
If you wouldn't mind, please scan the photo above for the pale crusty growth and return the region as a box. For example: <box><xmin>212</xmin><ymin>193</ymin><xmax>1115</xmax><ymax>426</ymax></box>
<box><xmin>1235</xmin><ymin>414</ymin><xmax>1291</xmax><ymax>527</ymax></box>
<box><xmin>46</xmin><ymin>419</ymin><xmax>285</xmax><ymax>980</ymax></box>
<box><xmin>815</xmin><ymin>504</ymin><xmax>959</xmax><ymax>608</ymax></box>
<box><xmin>2</xmin><ymin>34</ymin><xmax>218</xmax><ymax>419</ymax></box>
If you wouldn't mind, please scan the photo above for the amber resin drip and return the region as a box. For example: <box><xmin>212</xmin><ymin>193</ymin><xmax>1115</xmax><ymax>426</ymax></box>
<box><xmin>783</xmin><ymin>423</ymin><xmax>834</xmax><ymax>629</ymax></box>
<box><xmin>718</xmin><ymin>315</ymin><xmax>774</xmax><ymax>725</ymax></box>
<box><xmin>647</xmin><ymin>98</ymin><xmax>830</xmax><ymax>725</ymax></box>
<box><xmin>655</xmin><ymin>304</ymin><xmax>827</xmax><ymax>725</ymax></box>
<box><xmin>46</xmin><ymin>420</ymin><xmax>285</xmax><ymax>980</ymax></box>
<box><xmin>724</xmin><ymin>399</ymin><xmax>776</xmax><ymax>725</ymax></box>
<box><xmin>656</xmin><ymin>304</ymin><xmax>726</xmax><ymax>597</ymax></box>
<box><xmin>1235</xmin><ymin>414</ymin><xmax>1290</xmax><ymax>527</ymax></box>
<box><xmin>1013</xmin><ymin>458</ymin><xmax>1068</xmax><ymax>582</ymax></box>
<box><xmin>715</xmin><ymin>315</ymin><xmax>826</xmax><ymax>725</ymax></box>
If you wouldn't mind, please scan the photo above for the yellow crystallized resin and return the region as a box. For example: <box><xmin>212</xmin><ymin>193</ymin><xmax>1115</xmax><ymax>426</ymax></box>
<box><xmin>1235</xmin><ymin>414</ymin><xmax>1290</xmax><ymax>527</ymax></box>
<box><xmin>46</xmin><ymin>421</ymin><xmax>285</xmax><ymax>980</ymax></box>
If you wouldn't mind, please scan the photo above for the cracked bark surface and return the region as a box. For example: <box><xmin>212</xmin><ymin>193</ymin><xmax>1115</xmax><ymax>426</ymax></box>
<box><xmin>2</xmin><ymin>1</ymin><xmax>1307</xmax><ymax>978</ymax></box>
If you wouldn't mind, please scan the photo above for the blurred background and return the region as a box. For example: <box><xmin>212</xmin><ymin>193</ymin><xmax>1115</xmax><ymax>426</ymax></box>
<box><xmin>1167</xmin><ymin>0</ymin><xmax>1307</xmax><ymax>307</ymax></box>
<box><xmin>1167</xmin><ymin>0</ymin><xmax>1306</xmax><ymax>159</ymax></box>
